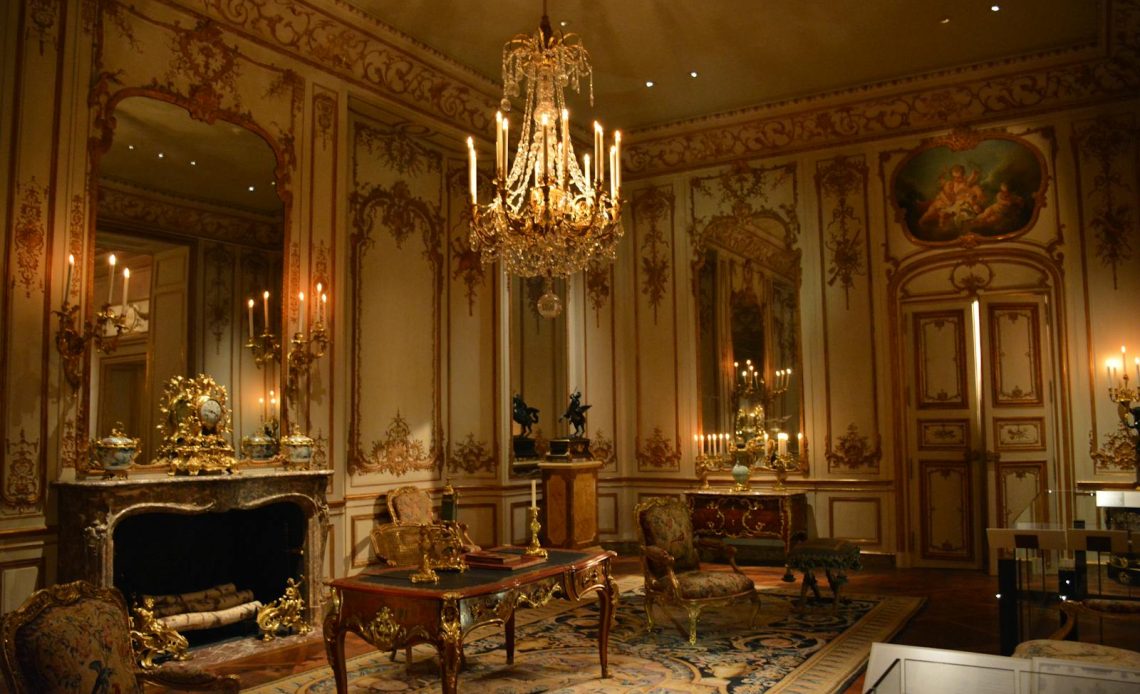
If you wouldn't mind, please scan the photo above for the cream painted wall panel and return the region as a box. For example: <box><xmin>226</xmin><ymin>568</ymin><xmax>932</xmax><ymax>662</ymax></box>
<box><xmin>583</xmin><ymin>263</ymin><xmax>619</xmax><ymax>473</ymax></box>
<box><xmin>597</xmin><ymin>492</ymin><xmax>618</xmax><ymax>537</ymax></box>
<box><xmin>349</xmin><ymin>511</ymin><xmax>379</xmax><ymax>569</ymax></box>
<box><xmin>826</xmin><ymin>496</ymin><xmax>884</xmax><ymax>548</ymax></box>
<box><xmin>455</xmin><ymin>503</ymin><xmax>497</xmax><ymax>548</ymax></box>
<box><xmin>1</xmin><ymin>559</ymin><xmax>43</xmax><ymax>613</ymax></box>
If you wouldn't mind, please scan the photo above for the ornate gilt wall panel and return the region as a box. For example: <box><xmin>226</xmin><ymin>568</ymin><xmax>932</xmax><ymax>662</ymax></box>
<box><xmin>913</xmin><ymin>310</ymin><xmax>968</xmax><ymax>409</ymax></box>
<box><xmin>994</xmin><ymin>417</ymin><xmax>1046</xmax><ymax>452</ymax></box>
<box><xmin>917</xmin><ymin>419</ymin><xmax>970</xmax><ymax>451</ymax></box>
<box><xmin>919</xmin><ymin>460</ymin><xmax>974</xmax><ymax>562</ymax></box>
<box><xmin>996</xmin><ymin>461</ymin><xmax>1048</xmax><ymax>527</ymax></box>
<box><xmin>988</xmin><ymin>303</ymin><xmax>1044</xmax><ymax>407</ymax></box>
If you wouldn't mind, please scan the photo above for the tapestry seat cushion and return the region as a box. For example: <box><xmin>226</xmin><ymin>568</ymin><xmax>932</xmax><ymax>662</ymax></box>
<box><xmin>639</xmin><ymin>501</ymin><xmax>701</xmax><ymax>572</ymax></box>
<box><xmin>673</xmin><ymin>570</ymin><xmax>755</xmax><ymax>600</ymax></box>
<box><xmin>14</xmin><ymin>597</ymin><xmax>141</xmax><ymax>694</ymax></box>
<box><xmin>1013</xmin><ymin>639</ymin><xmax>1140</xmax><ymax>670</ymax></box>
<box><xmin>391</xmin><ymin>490</ymin><xmax>433</xmax><ymax>525</ymax></box>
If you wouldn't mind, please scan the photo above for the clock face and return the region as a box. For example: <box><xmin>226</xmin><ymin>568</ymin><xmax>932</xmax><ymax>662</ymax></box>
<box><xmin>199</xmin><ymin>397</ymin><xmax>223</xmax><ymax>428</ymax></box>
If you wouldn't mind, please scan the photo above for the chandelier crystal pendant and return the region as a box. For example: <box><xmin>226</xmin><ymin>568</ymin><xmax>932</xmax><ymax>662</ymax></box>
<box><xmin>467</xmin><ymin>2</ymin><xmax>623</xmax><ymax>318</ymax></box>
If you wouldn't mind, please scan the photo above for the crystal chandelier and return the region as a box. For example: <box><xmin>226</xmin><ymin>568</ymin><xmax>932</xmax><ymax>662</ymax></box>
<box><xmin>467</xmin><ymin>2</ymin><xmax>623</xmax><ymax>318</ymax></box>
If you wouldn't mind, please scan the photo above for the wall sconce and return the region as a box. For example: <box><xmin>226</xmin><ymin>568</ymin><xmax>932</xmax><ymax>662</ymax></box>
<box><xmin>286</xmin><ymin>288</ymin><xmax>329</xmax><ymax>401</ymax></box>
<box><xmin>54</xmin><ymin>255</ymin><xmax>133</xmax><ymax>389</ymax></box>
<box><xmin>246</xmin><ymin>290</ymin><xmax>281</xmax><ymax>368</ymax></box>
<box><xmin>1106</xmin><ymin>344</ymin><xmax>1140</xmax><ymax>488</ymax></box>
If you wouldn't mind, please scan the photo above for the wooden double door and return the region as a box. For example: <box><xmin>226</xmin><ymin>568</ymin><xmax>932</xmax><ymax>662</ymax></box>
<box><xmin>903</xmin><ymin>293</ymin><xmax>1057</xmax><ymax>569</ymax></box>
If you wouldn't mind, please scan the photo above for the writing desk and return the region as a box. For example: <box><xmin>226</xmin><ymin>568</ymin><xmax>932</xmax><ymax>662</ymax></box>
<box><xmin>323</xmin><ymin>547</ymin><xmax>617</xmax><ymax>693</ymax></box>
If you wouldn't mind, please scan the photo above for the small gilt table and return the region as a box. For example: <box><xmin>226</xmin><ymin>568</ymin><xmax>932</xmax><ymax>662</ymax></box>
<box><xmin>323</xmin><ymin>547</ymin><xmax>617</xmax><ymax>694</ymax></box>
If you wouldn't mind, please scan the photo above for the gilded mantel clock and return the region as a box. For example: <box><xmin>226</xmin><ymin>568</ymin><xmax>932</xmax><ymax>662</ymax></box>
<box><xmin>156</xmin><ymin>374</ymin><xmax>237</xmax><ymax>475</ymax></box>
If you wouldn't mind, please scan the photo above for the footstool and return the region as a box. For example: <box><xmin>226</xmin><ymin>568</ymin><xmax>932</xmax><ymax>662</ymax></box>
<box><xmin>785</xmin><ymin>538</ymin><xmax>862</xmax><ymax>613</ymax></box>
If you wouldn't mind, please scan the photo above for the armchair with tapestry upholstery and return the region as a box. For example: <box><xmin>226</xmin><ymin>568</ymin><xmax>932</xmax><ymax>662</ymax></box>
<box><xmin>0</xmin><ymin>580</ymin><xmax>239</xmax><ymax>693</ymax></box>
<box><xmin>370</xmin><ymin>485</ymin><xmax>480</xmax><ymax>567</ymax></box>
<box><xmin>634</xmin><ymin>496</ymin><xmax>760</xmax><ymax>644</ymax></box>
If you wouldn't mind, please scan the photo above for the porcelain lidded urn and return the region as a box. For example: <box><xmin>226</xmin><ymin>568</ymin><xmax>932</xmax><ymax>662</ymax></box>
<box><xmin>279</xmin><ymin>426</ymin><xmax>314</xmax><ymax>469</ymax></box>
<box><xmin>90</xmin><ymin>422</ymin><xmax>140</xmax><ymax>478</ymax></box>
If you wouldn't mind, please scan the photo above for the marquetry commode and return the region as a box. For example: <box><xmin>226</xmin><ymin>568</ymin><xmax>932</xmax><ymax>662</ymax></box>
<box><xmin>685</xmin><ymin>488</ymin><xmax>808</xmax><ymax>562</ymax></box>
<box><xmin>55</xmin><ymin>469</ymin><xmax>332</xmax><ymax>627</ymax></box>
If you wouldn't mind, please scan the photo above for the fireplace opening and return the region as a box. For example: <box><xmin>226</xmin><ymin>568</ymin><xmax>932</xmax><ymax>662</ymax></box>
<box><xmin>113</xmin><ymin>501</ymin><xmax>305</xmax><ymax>643</ymax></box>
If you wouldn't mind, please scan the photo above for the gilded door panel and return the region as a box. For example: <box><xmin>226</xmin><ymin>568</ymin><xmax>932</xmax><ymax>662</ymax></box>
<box><xmin>996</xmin><ymin>461</ymin><xmax>1047</xmax><ymax>527</ymax></box>
<box><xmin>914</xmin><ymin>310</ymin><xmax>968</xmax><ymax>409</ymax></box>
<box><xmin>919</xmin><ymin>460</ymin><xmax>973</xmax><ymax>562</ymax></box>
<box><xmin>988</xmin><ymin>303</ymin><xmax>1043</xmax><ymax>406</ymax></box>
<box><xmin>918</xmin><ymin>419</ymin><xmax>971</xmax><ymax>451</ymax></box>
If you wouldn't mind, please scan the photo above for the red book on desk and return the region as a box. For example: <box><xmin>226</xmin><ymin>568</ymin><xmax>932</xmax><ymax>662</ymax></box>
<box><xmin>465</xmin><ymin>548</ymin><xmax>546</xmax><ymax>570</ymax></box>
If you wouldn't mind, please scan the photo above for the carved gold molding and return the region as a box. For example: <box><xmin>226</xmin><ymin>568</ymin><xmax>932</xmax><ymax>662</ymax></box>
<box><xmin>97</xmin><ymin>184</ymin><xmax>283</xmax><ymax>248</ymax></box>
<box><xmin>636</xmin><ymin>427</ymin><xmax>681</xmax><ymax>471</ymax></box>
<box><xmin>825</xmin><ymin>424</ymin><xmax>883</xmax><ymax>472</ymax></box>
<box><xmin>13</xmin><ymin>178</ymin><xmax>47</xmax><ymax>299</ymax></box>
<box><xmin>585</xmin><ymin>260</ymin><xmax>612</xmax><ymax>320</ymax></box>
<box><xmin>591</xmin><ymin>430</ymin><xmax>616</xmax><ymax>467</ymax></box>
<box><xmin>448</xmin><ymin>434</ymin><xmax>495</xmax><ymax>475</ymax></box>
<box><xmin>1072</xmin><ymin>114</ymin><xmax>1138</xmax><ymax>290</ymax></box>
<box><xmin>632</xmin><ymin>186</ymin><xmax>675</xmax><ymax>322</ymax></box>
<box><xmin>3</xmin><ymin>429</ymin><xmax>41</xmax><ymax>510</ymax></box>
<box><xmin>623</xmin><ymin>1</ymin><xmax>1137</xmax><ymax>178</ymax></box>
<box><xmin>1089</xmin><ymin>428</ymin><xmax>1138</xmax><ymax>472</ymax></box>
<box><xmin>816</xmin><ymin>156</ymin><xmax>868</xmax><ymax>309</ymax></box>
<box><xmin>354</xmin><ymin>412</ymin><xmax>431</xmax><ymax>476</ymax></box>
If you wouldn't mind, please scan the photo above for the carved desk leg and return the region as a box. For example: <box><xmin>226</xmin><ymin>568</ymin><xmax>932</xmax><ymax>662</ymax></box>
<box><xmin>505</xmin><ymin>609</ymin><xmax>516</xmax><ymax>665</ymax></box>
<box><xmin>322</xmin><ymin>589</ymin><xmax>349</xmax><ymax>694</ymax></box>
<box><xmin>438</xmin><ymin>594</ymin><xmax>463</xmax><ymax>694</ymax></box>
<box><xmin>597</xmin><ymin>568</ymin><xmax>615</xmax><ymax>679</ymax></box>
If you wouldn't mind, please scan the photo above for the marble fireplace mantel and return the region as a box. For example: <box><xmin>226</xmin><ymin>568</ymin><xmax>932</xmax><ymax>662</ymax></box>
<box><xmin>55</xmin><ymin>469</ymin><xmax>332</xmax><ymax>623</ymax></box>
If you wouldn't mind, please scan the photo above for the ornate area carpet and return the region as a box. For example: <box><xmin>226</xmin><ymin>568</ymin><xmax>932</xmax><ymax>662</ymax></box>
<box><xmin>249</xmin><ymin>582</ymin><xmax>923</xmax><ymax>693</ymax></box>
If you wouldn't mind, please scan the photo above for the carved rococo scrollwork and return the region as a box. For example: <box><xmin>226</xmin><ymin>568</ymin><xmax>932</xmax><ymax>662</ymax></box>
<box><xmin>636</xmin><ymin>427</ymin><xmax>681</xmax><ymax>471</ymax></box>
<box><xmin>1090</xmin><ymin>428</ymin><xmax>1138</xmax><ymax>472</ymax></box>
<box><xmin>825</xmin><ymin>424</ymin><xmax>883</xmax><ymax>471</ymax></box>
<box><xmin>349</xmin><ymin>606</ymin><xmax>407</xmax><ymax>651</ymax></box>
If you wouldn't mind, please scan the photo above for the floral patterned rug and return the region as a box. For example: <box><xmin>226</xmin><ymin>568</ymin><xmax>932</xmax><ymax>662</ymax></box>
<box><xmin>249</xmin><ymin>584</ymin><xmax>923</xmax><ymax>693</ymax></box>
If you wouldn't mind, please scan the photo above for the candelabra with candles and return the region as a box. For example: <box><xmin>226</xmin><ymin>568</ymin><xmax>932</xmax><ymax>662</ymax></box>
<box><xmin>54</xmin><ymin>253</ymin><xmax>135</xmax><ymax>389</ymax></box>
<box><xmin>1107</xmin><ymin>344</ymin><xmax>1140</xmax><ymax>488</ymax></box>
<box><xmin>286</xmin><ymin>287</ymin><xmax>329</xmax><ymax>403</ymax></box>
<box><xmin>524</xmin><ymin>479</ymin><xmax>547</xmax><ymax>558</ymax></box>
<box><xmin>246</xmin><ymin>291</ymin><xmax>280</xmax><ymax>369</ymax></box>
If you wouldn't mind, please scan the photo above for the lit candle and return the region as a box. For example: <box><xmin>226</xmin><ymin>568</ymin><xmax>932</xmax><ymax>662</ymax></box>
<box><xmin>614</xmin><ymin>130</ymin><xmax>622</xmax><ymax>191</ymax></box>
<box><xmin>262</xmin><ymin>291</ymin><xmax>270</xmax><ymax>333</ymax></box>
<box><xmin>1134</xmin><ymin>357</ymin><xmax>1139</xmax><ymax>381</ymax></box>
<box><xmin>259</xmin><ymin>396</ymin><xmax>266</xmax><ymax>422</ymax></box>
<box><xmin>594</xmin><ymin>122</ymin><xmax>603</xmax><ymax>183</ymax></box>
<box><xmin>298</xmin><ymin>291</ymin><xmax>305</xmax><ymax>335</ymax></box>
<box><xmin>540</xmin><ymin>113</ymin><xmax>549</xmax><ymax>184</ymax></box>
<box><xmin>530</xmin><ymin>479</ymin><xmax>537</xmax><ymax>509</ymax></box>
<box><xmin>315</xmin><ymin>282</ymin><xmax>323</xmax><ymax>325</ymax></box>
<box><xmin>64</xmin><ymin>254</ymin><xmax>74</xmax><ymax>307</ymax></box>
<box><xmin>247</xmin><ymin>298</ymin><xmax>255</xmax><ymax>339</ymax></box>
<box><xmin>797</xmin><ymin>432</ymin><xmax>803</xmax><ymax>452</ymax></box>
<box><xmin>777</xmin><ymin>432</ymin><xmax>788</xmax><ymax>457</ymax></box>
<box><xmin>609</xmin><ymin>145</ymin><xmax>616</xmax><ymax>199</ymax></box>
<box><xmin>106</xmin><ymin>254</ymin><xmax>116</xmax><ymax>304</ymax></box>
<box><xmin>495</xmin><ymin>111</ymin><xmax>503</xmax><ymax>178</ymax></box>
<box><xmin>502</xmin><ymin>116</ymin><xmax>509</xmax><ymax>175</ymax></box>
<box><xmin>583</xmin><ymin>153</ymin><xmax>591</xmax><ymax>192</ymax></box>
<box><xmin>561</xmin><ymin>109</ymin><xmax>570</xmax><ymax>180</ymax></box>
<box><xmin>466</xmin><ymin>136</ymin><xmax>477</xmax><ymax>205</ymax></box>
<box><xmin>120</xmin><ymin>267</ymin><xmax>130</xmax><ymax>315</ymax></box>
<box><xmin>321</xmin><ymin>292</ymin><xmax>328</xmax><ymax>325</ymax></box>
<box><xmin>270</xmin><ymin>389</ymin><xmax>277</xmax><ymax>419</ymax></box>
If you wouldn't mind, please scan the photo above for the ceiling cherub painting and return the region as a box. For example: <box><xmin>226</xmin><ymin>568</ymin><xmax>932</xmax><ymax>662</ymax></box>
<box><xmin>891</xmin><ymin>131</ymin><xmax>1047</xmax><ymax>245</ymax></box>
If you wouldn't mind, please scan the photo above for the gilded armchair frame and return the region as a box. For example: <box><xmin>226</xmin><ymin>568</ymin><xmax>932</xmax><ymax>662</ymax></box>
<box><xmin>634</xmin><ymin>496</ymin><xmax>760</xmax><ymax>644</ymax></box>
<box><xmin>371</xmin><ymin>485</ymin><xmax>478</xmax><ymax>568</ymax></box>
<box><xmin>0</xmin><ymin>580</ymin><xmax>239</xmax><ymax>693</ymax></box>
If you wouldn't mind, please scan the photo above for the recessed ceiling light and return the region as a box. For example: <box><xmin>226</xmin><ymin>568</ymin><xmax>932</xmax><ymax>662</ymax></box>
<box><xmin>248</xmin><ymin>185</ymin><xmax>255</xmax><ymax>192</ymax></box>
<box><xmin>940</xmin><ymin>16</ymin><xmax>950</xmax><ymax>24</ymax></box>
<box><xmin>560</xmin><ymin>20</ymin><xmax>568</xmax><ymax>27</ymax></box>
<box><xmin>991</xmin><ymin>4</ymin><xmax>1000</xmax><ymax>11</ymax></box>
<box><xmin>190</xmin><ymin>160</ymin><xmax>197</xmax><ymax>166</ymax></box>
<box><xmin>270</xmin><ymin>181</ymin><xmax>276</xmax><ymax>186</ymax></box>
<box><xmin>645</xmin><ymin>80</ymin><xmax>655</xmax><ymax>88</ymax></box>
<box><xmin>690</xmin><ymin>71</ymin><xmax>698</xmax><ymax>78</ymax></box>
<box><xmin>157</xmin><ymin>152</ymin><xmax>164</xmax><ymax>159</ymax></box>
<box><xmin>127</xmin><ymin>145</ymin><xmax>134</xmax><ymax>150</ymax></box>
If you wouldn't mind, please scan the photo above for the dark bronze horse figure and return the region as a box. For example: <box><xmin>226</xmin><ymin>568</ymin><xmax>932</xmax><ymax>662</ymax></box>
<box><xmin>560</xmin><ymin>390</ymin><xmax>591</xmax><ymax>438</ymax></box>
<box><xmin>512</xmin><ymin>394</ymin><xmax>540</xmax><ymax>438</ymax></box>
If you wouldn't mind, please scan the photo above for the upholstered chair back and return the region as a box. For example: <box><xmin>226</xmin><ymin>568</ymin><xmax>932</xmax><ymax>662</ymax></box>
<box><xmin>1</xmin><ymin>581</ymin><xmax>142</xmax><ymax>694</ymax></box>
<box><xmin>636</xmin><ymin>497</ymin><xmax>701</xmax><ymax>574</ymax></box>
<box><xmin>387</xmin><ymin>486</ymin><xmax>434</xmax><ymax>525</ymax></box>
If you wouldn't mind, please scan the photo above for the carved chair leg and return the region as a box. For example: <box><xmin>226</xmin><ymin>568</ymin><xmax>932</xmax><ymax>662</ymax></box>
<box><xmin>685</xmin><ymin>605</ymin><xmax>701</xmax><ymax>645</ymax></box>
<box><xmin>643</xmin><ymin>593</ymin><xmax>656</xmax><ymax>631</ymax></box>
<box><xmin>748</xmin><ymin>591</ymin><xmax>761</xmax><ymax>627</ymax></box>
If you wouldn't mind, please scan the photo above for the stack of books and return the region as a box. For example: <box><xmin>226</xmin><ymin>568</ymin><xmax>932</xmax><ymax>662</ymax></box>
<box><xmin>464</xmin><ymin>548</ymin><xmax>545</xmax><ymax>570</ymax></box>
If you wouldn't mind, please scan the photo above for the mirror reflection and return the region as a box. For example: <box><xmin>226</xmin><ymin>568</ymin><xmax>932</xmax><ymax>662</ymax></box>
<box><xmin>509</xmin><ymin>276</ymin><xmax>568</xmax><ymax>474</ymax></box>
<box><xmin>90</xmin><ymin>97</ymin><xmax>284</xmax><ymax>466</ymax></box>
<box><xmin>696</xmin><ymin>232</ymin><xmax>802</xmax><ymax>453</ymax></box>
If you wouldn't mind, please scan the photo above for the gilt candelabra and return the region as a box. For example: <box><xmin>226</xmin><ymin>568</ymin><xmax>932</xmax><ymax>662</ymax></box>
<box><xmin>246</xmin><ymin>329</ymin><xmax>280</xmax><ymax>369</ymax></box>
<box><xmin>54</xmin><ymin>302</ymin><xmax>131</xmax><ymax>389</ymax></box>
<box><xmin>286</xmin><ymin>322</ymin><xmax>328</xmax><ymax>402</ymax></box>
<box><xmin>1107</xmin><ymin>351</ymin><xmax>1140</xmax><ymax>488</ymax></box>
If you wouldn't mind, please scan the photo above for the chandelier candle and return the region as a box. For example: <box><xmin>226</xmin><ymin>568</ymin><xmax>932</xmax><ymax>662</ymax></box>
<box><xmin>107</xmin><ymin>253</ymin><xmax>116</xmax><ymax>304</ymax></box>
<box><xmin>468</xmin><ymin>6</ymin><xmax>624</xmax><ymax>319</ymax></box>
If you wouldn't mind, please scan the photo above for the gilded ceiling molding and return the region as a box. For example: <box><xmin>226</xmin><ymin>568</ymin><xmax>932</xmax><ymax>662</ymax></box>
<box><xmin>13</xmin><ymin>177</ymin><xmax>47</xmax><ymax>299</ymax></box>
<box><xmin>198</xmin><ymin>0</ymin><xmax>499</xmax><ymax>136</ymax></box>
<box><xmin>3</xmin><ymin>429</ymin><xmax>41</xmax><ymax>511</ymax></box>
<box><xmin>1089</xmin><ymin>428</ymin><xmax>1137</xmax><ymax>472</ymax></box>
<box><xmin>1072</xmin><ymin>114</ymin><xmax>1138</xmax><ymax>290</ymax></box>
<box><xmin>348</xmin><ymin>179</ymin><xmax>444</xmax><ymax>475</ymax></box>
<box><xmin>632</xmin><ymin>186</ymin><xmax>675</xmax><ymax>323</ymax></box>
<box><xmin>623</xmin><ymin>1</ymin><xmax>1138</xmax><ymax>178</ymax></box>
<box><xmin>447</xmin><ymin>434</ymin><xmax>495</xmax><ymax>475</ymax></box>
<box><xmin>636</xmin><ymin>427</ymin><xmax>681</xmax><ymax>472</ymax></box>
<box><xmin>204</xmin><ymin>244</ymin><xmax>235</xmax><ymax>355</ymax></box>
<box><xmin>825</xmin><ymin>424</ymin><xmax>883</xmax><ymax>473</ymax></box>
<box><xmin>97</xmin><ymin>184</ymin><xmax>283</xmax><ymax>247</ymax></box>
<box><xmin>815</xmin><ymin>156</ymin><xmax>868</xmax><ymax>309</ymax></box>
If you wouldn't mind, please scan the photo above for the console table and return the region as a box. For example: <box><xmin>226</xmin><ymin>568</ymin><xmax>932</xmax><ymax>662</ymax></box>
<box><xmin>684</xmin><ymin>489</ymin><xmax>808</xmax><ymax>557</ymax></box>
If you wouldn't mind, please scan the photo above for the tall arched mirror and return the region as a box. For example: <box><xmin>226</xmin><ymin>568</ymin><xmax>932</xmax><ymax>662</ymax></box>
<box><xmin>695</xmin><ymin>218</ymin><xmax>802</xmax><ymax>451</ymax></box>
<box><xmin>508</xmin><ymin>276</ymin><xmax>568</xmax><ymax>475</ymax></box>
<box><xmin>88</xmin><ymin>96</ymin><xmax>284</xmax><ymax>468</ymax></box>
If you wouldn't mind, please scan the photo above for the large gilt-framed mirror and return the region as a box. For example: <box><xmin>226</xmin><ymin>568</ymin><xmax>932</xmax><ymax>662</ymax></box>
<box><xmin>694</xmin><ymin>217</ymin><xmax>802</xmax><ymax>451</ymax></box>
<box><xmin>86</xmin><ymin>96</ymin><xmax>285</xmax><ymax>469</ymax></box>
<box><xmin>508</xmin><ymin>276</ymin><xmax>569</xmax><ymax>474</ymax></box>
